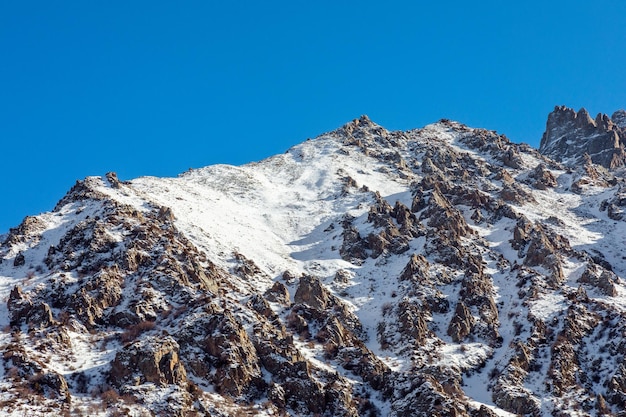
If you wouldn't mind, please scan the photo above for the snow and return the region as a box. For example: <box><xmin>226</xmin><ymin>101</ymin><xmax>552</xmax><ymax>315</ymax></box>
<box><xmin>123</xmin><ymin>123</ymin><xmax>625</xmax><ymax>415</ymax></box>
<box><xmin>1</xmin><ymin>117</ymin><xmax>626</xmax><ymax>415</ymax></box>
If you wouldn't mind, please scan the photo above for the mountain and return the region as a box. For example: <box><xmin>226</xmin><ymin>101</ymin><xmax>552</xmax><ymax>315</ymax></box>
<box><xmin>1</xmin><ymin>112</ymin><xmax>626</xmax><ymax>416</ymax></box>
<box><xmin>540</xmin><ymin>105</ymin><xmax>626</xmax><ymax>169</ymax></box>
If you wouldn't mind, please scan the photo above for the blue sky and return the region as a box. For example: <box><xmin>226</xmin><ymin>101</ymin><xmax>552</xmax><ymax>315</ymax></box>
<box><xmin>1</xmin><ymin>1</ymin><xmax>626</xmax><ymax>232</ymax></box>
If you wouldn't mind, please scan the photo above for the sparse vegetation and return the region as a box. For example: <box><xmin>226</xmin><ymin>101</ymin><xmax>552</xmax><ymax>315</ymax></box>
<box><xmin>120</xmin><ymin>320</ymin><xmax>156</xmax><ymax>343</ymax></box>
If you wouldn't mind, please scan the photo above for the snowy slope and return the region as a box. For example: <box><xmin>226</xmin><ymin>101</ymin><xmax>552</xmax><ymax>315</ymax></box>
<box><xmin>1</xmin><ymin>115</ymin><xmax>626</xmax><ymax>416</ymax></box>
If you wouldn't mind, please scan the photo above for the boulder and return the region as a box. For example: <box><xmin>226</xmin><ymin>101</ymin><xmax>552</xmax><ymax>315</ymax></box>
<box><xmin>294</xmin><ymin>275</ymin><xmax>331</xmax><ymax>310</ymax></box>
<box><xmin>109</xmin><ymin>336</ymin><xmax>187</xmax><ymax>387</ymax></box>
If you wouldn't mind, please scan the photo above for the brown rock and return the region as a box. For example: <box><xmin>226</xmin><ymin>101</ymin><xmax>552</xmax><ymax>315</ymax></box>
<box><xmin>334</xmin><ymin>269</ymin><xmax>351</xmax><ymax>285</ymax></box>
<box><xmin>399</xmin><ymin>253</ymin><xmax>430</xmax><ymax>282</ymax></box>
<box><xmin>448</xmin><ymin>301</ymin><xmax>475</xmax><ymax>342</ymax></box>
<box><xmin>105</xmin><ymin>171</ymin><xmax>122</xmax><ymax>188</ymax></box>
<box><xmin>500</xmin><ymin>183</ymin><xmax>535</xmax><ymax>205</ymax></box>
<box><xmin>578</xmin><ymin>264</ymin><xmax>618</xmax><ymax>296</ymax></box>
<box><xmin>294</xmin><ymin>275</ymin><xmax>331</xmax><ymax>310</ymax></box>
<box><xmin>540</xmin><ymin>105</ymin><xmax>626</xmax><ymax>169</ymax></box>
<box><xmin>109</xmin><ymin>336</ymin><xmax>187</xmax><ymax>387</ymax></box>
<box><xmin>472</xmin><ymin>405</ymin><xmax>499</xmax><ymax>417</ymax></box>
<box><xmin>529</xmin><ymin>164</ymin><xmax>558</xmax><ymax>190</ymax></box>
<box><xmin>492</xmin><ymin>383</ymin><xmax>540</xmax><ymax>416</ymax></box>
<box><xmin>264</xmin><ymin>281</ymin><xmax>291</xmax><ymax>305</ymax></box>
<box><xmin>502</xmin><ymin>148</ymin><xmax>524</xmax><ymax>169</ymax></box>
<box><xmin>397</xmin><ymin>299</ymin><xmax>429</xmax><ymax>346</ymax></box>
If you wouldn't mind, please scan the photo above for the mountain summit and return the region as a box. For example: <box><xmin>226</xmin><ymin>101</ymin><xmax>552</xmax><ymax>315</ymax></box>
<box><xmin>1</xmin><ymin>112</ymin><xmax>626</xmax><ymax>416</ymax></box>
<box><xmin>540</xmin><ymin>105</ymin><xmax>626</xmax><ymax>169</ymax></box>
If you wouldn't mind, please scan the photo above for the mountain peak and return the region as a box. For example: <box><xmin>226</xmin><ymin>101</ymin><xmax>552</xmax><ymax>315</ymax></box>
<box><xmin>539</xmin><ymin>105</ymin><xmax>626</xmax><ymax>169</ymax></box>
<box><xmin>336</xmin><ymin>114</ymin><xmax>380</xmax><ymax>135</ymax></box>
<box><xmin>612</xmin><ymin>109</ymin><xmax>626</xmax><ymax>128</ymax></box>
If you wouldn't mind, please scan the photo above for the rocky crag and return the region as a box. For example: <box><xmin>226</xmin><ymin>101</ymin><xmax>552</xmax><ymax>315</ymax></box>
<box><xmin>1</xmin><ymin>110</ymin><xmax>626</xmax><ymax>416</ymax></box>
<box><xmin>540</xmin><ymin>105</ymin><xmax>626</xmax><ymax>169</ymax></box>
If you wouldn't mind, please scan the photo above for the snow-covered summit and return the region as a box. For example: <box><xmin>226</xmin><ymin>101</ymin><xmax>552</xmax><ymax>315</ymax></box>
<box><xmin>1</xmin><ymin>114</ymin><xmax>626</xmax><ymax>416</ymax></box>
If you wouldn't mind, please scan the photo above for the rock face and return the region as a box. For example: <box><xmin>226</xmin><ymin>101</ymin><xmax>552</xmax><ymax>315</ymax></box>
<box><xmin>109</xmin><ymin>336</ymin><xmax>187</xmax><ymax>387</ymax></box>
<box><xmin>539</xmin><ymin>105</ymin><xmax>626</xmax><ymax>169</ymax></box>
<box><xmin>2</xmin><ymin>112</ymin><xmax>626</xmax><ymax>416</ymax></box>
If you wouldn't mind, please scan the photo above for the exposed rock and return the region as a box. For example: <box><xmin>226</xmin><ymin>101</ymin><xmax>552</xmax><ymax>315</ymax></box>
<box><xmin>422</xmin><ymin>186</ymin><xmax>474</xmax><ymax>240</ymax></box>
<box><xmin>234</xmin><ymin>251</ymin><xmax>266</xmax><ymax>278</ymax></box>
<box><xmin>540</xmin><ymin>105</ymin><xmax>626</xmax><ymax>169</ymax></box>
<box><xmin>472</xmin><ymin>405</ymin><xmax>499</xmax><ymax>417</ymax></box>
<box><xmin>397</xmin><ymin>299</ymin><xmax>430</xmax><ymax>346</ymax></box>
<box><xmin>157</xmin><ymin>205</ymin><xmax>175</xmax><ymax>222</ymax></box>
<box><xmin>4</xmin><ymin>216</ymin><xmax>46</xmax><ymax>247</ymax></box>
<box><xmin>333</xmin><ymin>269</ymin><xmax>351</xmax><ymax>284</ymax></box>
<box><xmin>339</xmin><ymin>215</ymin><xmax>369</xmax><ymax>264</ymax></box>
<box><xmin>391</xmin><ymin>371</ymin><xmax>468</xmax><ymax>417</ymax></box>
<box><xmin>264</xmin><ymin>281</ymin><xmax>291</xmax><ymax>305</ymax></box>
<box><xmin>612</xmin><ymin>109</ymin><xmax>626</xmax><ymax>128</ymax></box>
<box><xmin>551</xmin><ymin>303</ymin><xmax>603</xmax><ymax>398</ymax></box>
<box><xmin>529</xmin><ymin>163</ymin><xmax>558</xmax><ymax>190</ymax></box>
<box><xmin>13</xmin><ymin>252</ymin><xmax>25</xmax><ymax>267</ymax></box>
<box><xmin>178</xmin><ymin>306</ymin><xmax>262</xmax><ymax>397</ymax></box>
<box><xmin>294</xmin><ymin>275</ymin><xmax>331</xmax><ymax>310</ymax></box>
<box><xmin>7</xmin><ymin>286</ymin><xmax>57</xmax><ymax>329</ymax></box>
<box><xmin>578</xmin><ymin>263</ymin><xmax>619</xmax><ymax>296</ymax></box>
<box><xmin>448</xmin><ymin>301</ymin><xmax>475</xmax><ymax>342</ymax></box>
<box><xmin>399</xmin><ymin>253</ymin><xmax>430</xmax><ymax>282</ymax></box>
<box><xmin>492</xmin><ymin>383</ymin><xmax>541</xmax><ymax>416</ymax></box>
<box><xmin>109</xmin><ymin>336</ymin><xmax>187</xmax><ymax>388</ymax></box>
<box><xmin>282</xmin><ymin>269</ymin><xmax>298</xmax><ymax>283</ymax></box>
<box><xmin>411</xmin><ymin>188</ymin><xmax>427</xmax><ymax>212</ymax></box>
<box><xmin>3</xmin><ymin>345</ymin><xmax>71</xmax><ymax>401</ymax></box>
<box><xmin>502</xmin><ymin>148</ymin><xmax>524</xmax><ymax>169</ymax></box>
<box><xmin>105</xmin><ymin>171</ymin><xmax>123</xmax><ymax>188</ymax></box>
<box><xmin>53</xmin><ymin>176</ymin><xmax>110</xmax><ymax>209</ymax></box>
<box><xmin>4</xmin><ymin>112</ymin><xmax>626</xmax><ymax>416</ymax></box>
<box><xmin>500</xmin><ymin>183</ymin><xmax>536</xmax><ymax>205</ymax></box>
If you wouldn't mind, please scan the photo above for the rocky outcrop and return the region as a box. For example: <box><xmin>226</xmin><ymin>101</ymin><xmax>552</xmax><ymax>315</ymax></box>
<box><xmin>3</xmin><ymin>215</ymin><xmax>46</xmax><ymax>247</ymax></box>
<box><xmin>391</xmin><ymin>370</ymin><xmax>469</xmax><ymax>417</ymax></box>
<box><xmin>600</xmin><ymin>184</ymin><xmax>626</xmax><ymax>221</ymax></box>
<box><xmin>578</xmin><ymin>263</ymin><xmax>619</xmax><ymax>296</ymax></box>
<box><xmin>294</xmin><ymin>274</ymin><xmax>332</xmax><ymax>310</ymax></box>
<box><xmin>397</xmin><ymin>299</ymin><xmax>430</xmax><ymax>346</ymax></box>
<box><xmin>539</xmin><ymin>105</ymin><xmax>626</xmax><ymax>169</ymax></box>
<box><xmin>548</xmin><ymin>304</ymin><xmax>599</xmax><ymax>397</ymax></box>
<box><xmin>178</xmin><ymin>303</ymin><xmax>263</xmax><ymax>397</ymax></box>
<box><xmin>264</xmin><ymin>280</ymin><xmax>291</xmax><ymax>305</ymax></box>
<box><xmin>399</xmin><ymin>253</ymin><xmax>430</xmax><ymax>283</ymax></box>
<box><xmin>528</xmin><ymin>163</ymin><xmax>558</xmax><ymax>190</ymax></box>
<box><xmin>340</xmin><ymin>192</ymin><xmax>424</xmax><ymax>263</ymax></box>
<box><xmin>3</xmin><ymin>343</ymin><xmax>71</xmax><ymax>402</ymax></box>
<box><xmin>511</xmin><ymin>216</ymin><xmax>570</xmax><ymax>287</ymax></box>
<box><xmin>339</xmin><ymin>215</ymin><xmax>369</xmax><ymax>264</ymax></box>
<box><xmin>109</xmin><ymin>336</ymin><xmax>187</xmax><ymax>388</ymax></box>
<box><xmin>448</xmin><ymin>301</ymin><xmax>475</xmax><ymax>342</ymax></box>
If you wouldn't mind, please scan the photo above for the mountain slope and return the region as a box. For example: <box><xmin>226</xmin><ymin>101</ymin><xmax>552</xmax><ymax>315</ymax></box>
<box><xmin>1</xmin><ymin>115</ymin><xmax>626</xmax><ymax>416</ymax></box>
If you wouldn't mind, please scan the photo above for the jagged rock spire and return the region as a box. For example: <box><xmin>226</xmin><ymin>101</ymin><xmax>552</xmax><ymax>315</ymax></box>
<box><xmin>539</xmin><ymin>105</ymin><xmax>626</xmax><ymax>169</ymax></box>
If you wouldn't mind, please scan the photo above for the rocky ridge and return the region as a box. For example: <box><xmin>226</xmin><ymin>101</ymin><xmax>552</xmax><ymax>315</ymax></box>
<box><xmin>540</xmin><ymin>105</ymin><xmax>626</xmax><ymax>169</ymax></box>
<box><xmin>0</xmin><ymin>113</ymin><xmax>626</xmax><ymax>415</ymax></box>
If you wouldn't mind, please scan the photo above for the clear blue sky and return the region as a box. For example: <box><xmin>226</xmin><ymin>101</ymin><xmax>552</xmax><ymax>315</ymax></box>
<box><xmin>2</xmin><ymin>1</ymin><xmax>626</xmax><ymax>232</ymax></box>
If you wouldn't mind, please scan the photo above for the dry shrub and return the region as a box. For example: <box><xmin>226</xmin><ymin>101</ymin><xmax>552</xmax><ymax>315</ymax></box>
<box><xmin>120</xmin><ymin>320</ymin><xmax>156</xmax><ymax>343</ymax></box>
<box><xmin>100</xmin><ymin>388</ymin><xmax>120</xmax><ymax>406</ymax></box>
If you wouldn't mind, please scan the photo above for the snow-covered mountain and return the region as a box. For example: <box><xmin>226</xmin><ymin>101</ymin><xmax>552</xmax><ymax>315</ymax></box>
<box><xmin>2</xmin><ymin>110</ymin><xmax>626</xmax><ymax>416</ymax></box>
